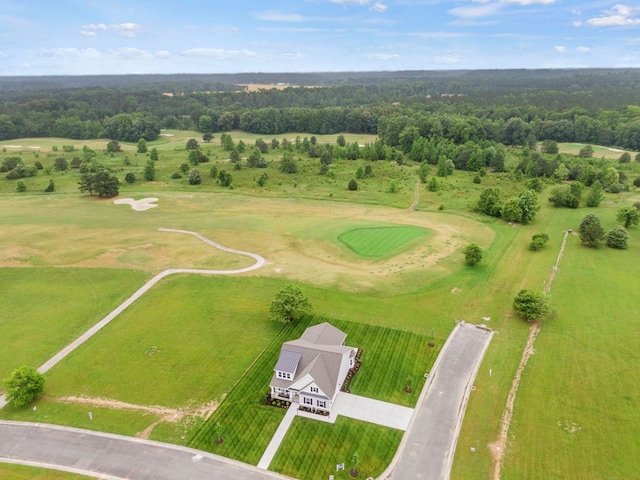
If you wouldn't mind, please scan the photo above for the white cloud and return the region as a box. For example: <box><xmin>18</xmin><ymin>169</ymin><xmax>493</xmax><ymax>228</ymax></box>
<box><xmin>328</xmin><ymin>0</ymin><xmax>371</xmax><ymax>5</ymax></box>
<box><xmin>254</xmin><ymin>12</ymin><xmax>307</xmax><ymax>22</ymax></box>
<box><xmin>0</xmin><ymin>51</ymin><xmax>8</xmax><ymax>58</ymax></box>
<box><xmin>502</xmin><ymin>0</ymin><xmax>555</xmax><ymax>5</ymax></box>
<box><xmin>576</xmin><ymin>46</ymin><xmax>590</xmax><ymax>52</ymax></box>
<box><xmin>80</xmin><ymin>22</ymin><xmax>142</xmax><ymax>37</ymax></box>
<box><xmin>112</xmin><ymin>23</ymin><xmax>143</xmax><ymax>37</ymax></box>
<box><xmin>155</xmin><ymin>50</ymin><xmax>171</xmax><ymax>58</ymax></box>
<box><xmin>110</xmin><ymin>47</ymin><xmax>153</xmax><ymax>59</ymax></box>
<box><xmin>181</xmin><ymin>48</ymin><xmax>257</xmax><ymax>60</ymax></box>
<box><xmin>363</xmin><ymin>52</ymin><xmax>399</xmax><ymax>60</ymax></box>
<box><xmin>279</xmin><ymin>52</ymin><xmax>305</xmax><ymax>60</ymax></box>
<box><xmin>554</xmin><ymin>45</ymin><xmax>567</xmax><ymax>52</ymax></box>
<box><xmin>34</xmin><ymin>48</ymin><xmax>101</xmax><ymax>58</ymax></box>
<box><xmin>449</xmin><ymin>3</ymin><xmax>502</xmax><ymax>18</ymax></box>
<box><xmin>585</xmin><ymin>4</ymin><xmax>640</xmax><ymax>26</ymax></box>
<box><xmin>435</xmin><ymin>54</ymin><xmax>461</xmax><ymax>64</ymax></box>
<box><xmin>370</xmin><ymin>2</ymin><xmax>387</xmax><ymax>12</ymax></box>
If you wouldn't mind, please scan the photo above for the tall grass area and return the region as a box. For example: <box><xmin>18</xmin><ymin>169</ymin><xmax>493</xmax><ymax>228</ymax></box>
<box><xmin>0</xmin><ymin>268</ymin><xmax>146</xmax><ymax>385</ymax></box>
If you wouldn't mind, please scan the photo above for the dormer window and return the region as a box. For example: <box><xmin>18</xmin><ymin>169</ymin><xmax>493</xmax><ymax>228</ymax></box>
<box><xmin>311</xmin><ymin>386</ymin><xmax>318</xmax><ymax>393</ymax></box>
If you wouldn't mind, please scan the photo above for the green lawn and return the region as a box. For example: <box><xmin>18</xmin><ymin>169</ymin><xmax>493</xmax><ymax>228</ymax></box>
<box><xmin>270</xmin><ymin>416</ymin><xmax>403</xmax><ymax>480</ymax></box>
<box><xmin>338</xmin><ymin>226</ymin><xmax>429</xmax><ymax>258</ymax></box>
<box><xmin>502</xmin><ymin>229</ymin><xmax>640</xmax><ymax>480</ymax></box>
<box><xmin>42</xmin><ymin>275</ymin><xmax>283</xmax><ymax>408</ymax></box>
<box><xmin>0</xmin><ymin>268</ymin><xmax>146</xmax><ymax>386</ymax></box>
<box><xmin>0</xmin><ymin>463</ymin><xmax>91</xmax><ymax>480</ymax></box>
<box><xmin>191</xmin><ymin>315</ymin><xmax>440</xmax><ymax>464</ymax></box>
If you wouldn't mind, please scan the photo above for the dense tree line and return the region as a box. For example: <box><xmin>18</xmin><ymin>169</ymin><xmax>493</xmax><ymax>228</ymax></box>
<box><xmin>3</xmin><ymin>70</ymin><xmax>640</xmax><ymax>149</ymax></box>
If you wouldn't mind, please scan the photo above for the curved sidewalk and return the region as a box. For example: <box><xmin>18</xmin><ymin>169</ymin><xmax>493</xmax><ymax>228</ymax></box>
<box><xmin>386</xmin><ymin>322</ymin><xmax>494</xmax><ymax>480</ymax></box>
<box><xmin>0</xmin><ymin>421</ymin><xmax>291</xmax><ymax>480</ymax></box>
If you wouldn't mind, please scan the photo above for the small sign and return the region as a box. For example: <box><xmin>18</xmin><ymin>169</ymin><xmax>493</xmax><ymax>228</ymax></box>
<box><xmin>336</xmin><ymin>463</ymin><xmax>345</xmax><ymax>471</ymax></box>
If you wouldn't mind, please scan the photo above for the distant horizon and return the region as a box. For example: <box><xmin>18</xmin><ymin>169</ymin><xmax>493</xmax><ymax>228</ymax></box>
<box><xmin>2</xmin><ymin>66</ymin><xmax>639</xmax><ymax>80</ymax></box>
<box><xmin>1</xmin><ymin>1</ymin><xmax>638</xmax><ymax>76</ymax></box>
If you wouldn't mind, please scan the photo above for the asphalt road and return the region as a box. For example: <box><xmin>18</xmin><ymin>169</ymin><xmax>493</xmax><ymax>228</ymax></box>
<box><xmin>0</xmin><ymin>421</ymin><xmax>290</xmax><ymax>480</ymax></box>
<box><xmin>388</xmin><ymin>322</ymin><xmax>494</xmax><ymax>480</ymax></box>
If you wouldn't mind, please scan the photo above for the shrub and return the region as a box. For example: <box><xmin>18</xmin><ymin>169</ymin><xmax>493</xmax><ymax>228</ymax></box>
<box><xmin>462</xmin><ymin>243</ymin><xmax>483</xmax><ymax>266</ymax></box>
<box><xmin>171</xmin><ymin>172</ymin><xmax>182</xmax><ymax>179</ymax></box>
<box><xmin>606</xmin><ymin>225</ymin><xmax>629</xmax><ymax>249</ymax></box>
<box><xmin>473</xmin><ymin>175</ymin><xmax>481</xmax><ymax>184</ymax></box>
<box><xmin>3</xmin><ymin>366</ymin><xmax>44</xmax><ymax>407</ymax></box>
<box><xmin>348</xmin><ymin>179</ymin><xmax>358</xmax><ymax>191</ymax></box>
<box><xmin>513</xmin><ymin>289</ymin><xmax>550</xmax><ymax>322</ymax></box>
<box><xmin>124</xmin><ymin>173</ymin><xmax>136</xmax><ymax>184</ymax></box>
<box><xmin>16</xmin><ymin>180</ymin><xmax>26</xmax><ymax>192</ymax></box>
<box><xmin>44</xmin><ymin>179</ymin><xmax>55</xmax><ymax>192</ymax></box>
<box><xmin>34</xmin><ymin>161</ymin><xmax>43</xmax><ymax>170</ymax></box>
<box><xmin>188</xmin><ymin>169</ymin><xmax>201</xmax><ymax>185</ymax></box>
<box><xmin>529</xmin><ymin>233</ymin><xmax>549</xmax><ymax>251</ymax></box>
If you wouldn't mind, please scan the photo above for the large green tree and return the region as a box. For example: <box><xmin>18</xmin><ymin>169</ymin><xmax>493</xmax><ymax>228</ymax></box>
<box><xmin>462</xmin><ymin>243</ymin><xmax>483</xmax><ymax>266</ymax></box>
<box><xmin>3</xmin><ymin>366</ymin><xmax>45</xmax><ymax>407</ymax></box>
<box><xmin>269</xmin><ymin>285</ymin><xmax>312</xmax><ymax>323</ymax></box>
<box><xmin>616</xmin><ymin>206</ymin><xmax>640</xmax><ymax>228</ymax></box>
<box><xmin>513</xmin><ymin>289</ymin><xmax>550</xmax><ymax>322</ymax></box>
<box><xmin>579</xmin><ymin>213</ymin><xmax>605</xmax><ymax>248</ymax></box>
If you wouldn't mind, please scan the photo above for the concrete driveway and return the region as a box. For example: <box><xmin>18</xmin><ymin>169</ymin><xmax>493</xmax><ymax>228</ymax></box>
<box><xmin>333</xmin><ymin>392</ymin><xmax>414</xmax><ymax>430</ymax></box>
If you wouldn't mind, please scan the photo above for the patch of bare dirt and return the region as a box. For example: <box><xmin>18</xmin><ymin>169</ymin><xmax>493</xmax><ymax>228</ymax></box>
<box><xmin>55</xmin><ymin>396</ymin><xmax>219</xmax><ymax>439</ymax></box>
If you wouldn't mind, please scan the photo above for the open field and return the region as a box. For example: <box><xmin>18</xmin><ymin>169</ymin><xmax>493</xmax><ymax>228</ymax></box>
<box><xmin>2</xmin><ymin>132</ymin><xmax>640</xmax><ymax>478</ymax></box>
<box><xmin>271</xmin><ymin>416</ymin><xmax>403</xmax><ymax>480</ymax></box>
<box><xmin>0</xmin><ymin>268</ymin><xmax>146</xmax><ymax>385</ymax></box>
<box><xmin>557</xmin><ymin>142</ymin><xmax>637</xmax><ymax>160</ymax></box>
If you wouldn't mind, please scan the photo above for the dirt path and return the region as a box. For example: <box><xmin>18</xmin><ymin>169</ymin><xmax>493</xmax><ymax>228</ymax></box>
<box><xmin>490</xmin><ymin>230</ymin><xmax>570</xmax><ymax>479</ymax></box>
<box><xmin>55</xmin><ymin>395</ymin><xmax>219</xmax><ymax>440</ymax></box>
<box><xmin>408</xmin><ymin>178</ymin><xmax>421</xmax><ymax>211</ymax></box>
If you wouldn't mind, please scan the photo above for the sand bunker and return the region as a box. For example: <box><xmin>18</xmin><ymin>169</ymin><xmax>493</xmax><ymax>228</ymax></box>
<box><xmin>113</xmin><ymin>197</ymin><xmax>159</xmax><ymax>211</ymax></box>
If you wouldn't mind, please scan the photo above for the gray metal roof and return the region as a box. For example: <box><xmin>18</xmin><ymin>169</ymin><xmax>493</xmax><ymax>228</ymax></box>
<box><xmin>274</xmin><ymin>349</ymin><xmax>302</xmax><ymax>374</ymax></box>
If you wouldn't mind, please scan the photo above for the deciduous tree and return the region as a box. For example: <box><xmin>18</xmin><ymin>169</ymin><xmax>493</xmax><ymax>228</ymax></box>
<box><xmin>513</xmin><ymin>289</ymin><xmax>549</xmax><ymax>322</ymax></box>
<box><xmin>269</xmin><ymin>285</ymin><xmax>312</xmax><ymax>323</ymax></box>
<box><xmin>462</xmin><ymin>243</ymin><xmax>483</xmax><ymax>266</ymax></box>
<box><xmin>616</xmin><ymin>206</ymin><xmax>640</xmax><ymax>228</ymax></box>
<box><xmin>3</xmin><ymin>366</ymin><xmax>45</xmax><ymax>408</ymax></box>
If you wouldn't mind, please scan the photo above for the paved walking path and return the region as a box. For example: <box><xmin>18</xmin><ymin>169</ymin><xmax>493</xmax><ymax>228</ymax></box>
<box><xmin>0</xmin><ymin>228</ymin><xmax>266</xmax><ymax>410</ymax></box>
<box><xmin>385</xmin><ymin>322</ymin><xmax>494</xmax><ymax>480</ymax></box>
<box><xmin>0</xmin><ymin>421</ymin><xmax>290</xmax><ymax>480</ymax></box>
<box><xmin>257</xmin><ymin>403</ymin><xmax>299</xmax><ymax>470</ymax></box>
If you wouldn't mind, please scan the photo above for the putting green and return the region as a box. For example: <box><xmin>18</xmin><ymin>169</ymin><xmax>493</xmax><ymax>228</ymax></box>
<box><xmin>338</xmin><ymin>226</ymin><xmax>428</xmax><ymax>258</ymax></box>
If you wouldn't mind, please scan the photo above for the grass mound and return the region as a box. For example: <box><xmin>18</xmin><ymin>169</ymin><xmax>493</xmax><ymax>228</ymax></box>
<box><xmin>338</xmin><ymin>226</ymin><xmax>427</xmax><ymax>258</ymax></box>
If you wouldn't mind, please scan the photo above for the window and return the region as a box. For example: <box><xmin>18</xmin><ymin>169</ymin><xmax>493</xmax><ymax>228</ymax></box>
<box><xmin>286</xmin><ymin>373</ymin><xmax>291</xmax><ymax>379</ymax></box>
<box><xmin>303</xmin><ymin>397</ymin><xmax>313</xmax><ymax>406</ymax></box>
<box><xmin>317</xmin><ymin>400</ymin><xmax>326</xmax><ymax>409</ymax></box>
<box><xmin>310</xmin><ymin>386</ymin><xmax>318</xmax><ymax>393</ymax></box>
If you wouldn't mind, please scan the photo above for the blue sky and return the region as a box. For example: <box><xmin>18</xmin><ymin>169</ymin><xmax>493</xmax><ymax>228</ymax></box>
<box><xmin>1</xmin><ymin>0</ymin><xmax>639</xmax><ymax>75</ymax></box>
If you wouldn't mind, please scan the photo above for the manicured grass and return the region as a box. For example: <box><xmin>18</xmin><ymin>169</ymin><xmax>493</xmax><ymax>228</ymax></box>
<box><xmin>338</xmin><ymin>226</ymin><xmax>428</xmax><ymax>258</ymax></box>
<box><xmin>0</xmin><ymin>268</ymin><xmax>147</xmax><ymax>385</ymax></box>
<box><xmin>270</xmin><ymin>416</ymin><xmax>403</xmax><ymax>480</ymax></box>
<box><xmin>191</xmin><ymin>315</ymin><xmax>440</xmax><ymax>464</ymax></box>
<box><xmin>557</xmin><ymin>142</ymin><xmax>636</xmax><ymax>159</ymax></box>
<box><xmin>189</xmin><ymin>320</ymin><xmax>301</xmax><ymax>464</ymax></box>
<box><xmin>0</xmin><ymin>463</ymin><xmax>91</xmax><ymax>480</ymax></box>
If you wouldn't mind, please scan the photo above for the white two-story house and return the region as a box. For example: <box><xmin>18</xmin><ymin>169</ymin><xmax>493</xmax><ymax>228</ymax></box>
<box><xmin>269</xmin><ymin>322</ymin><xmax>358</xmax><ymax>414</ymax></box>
